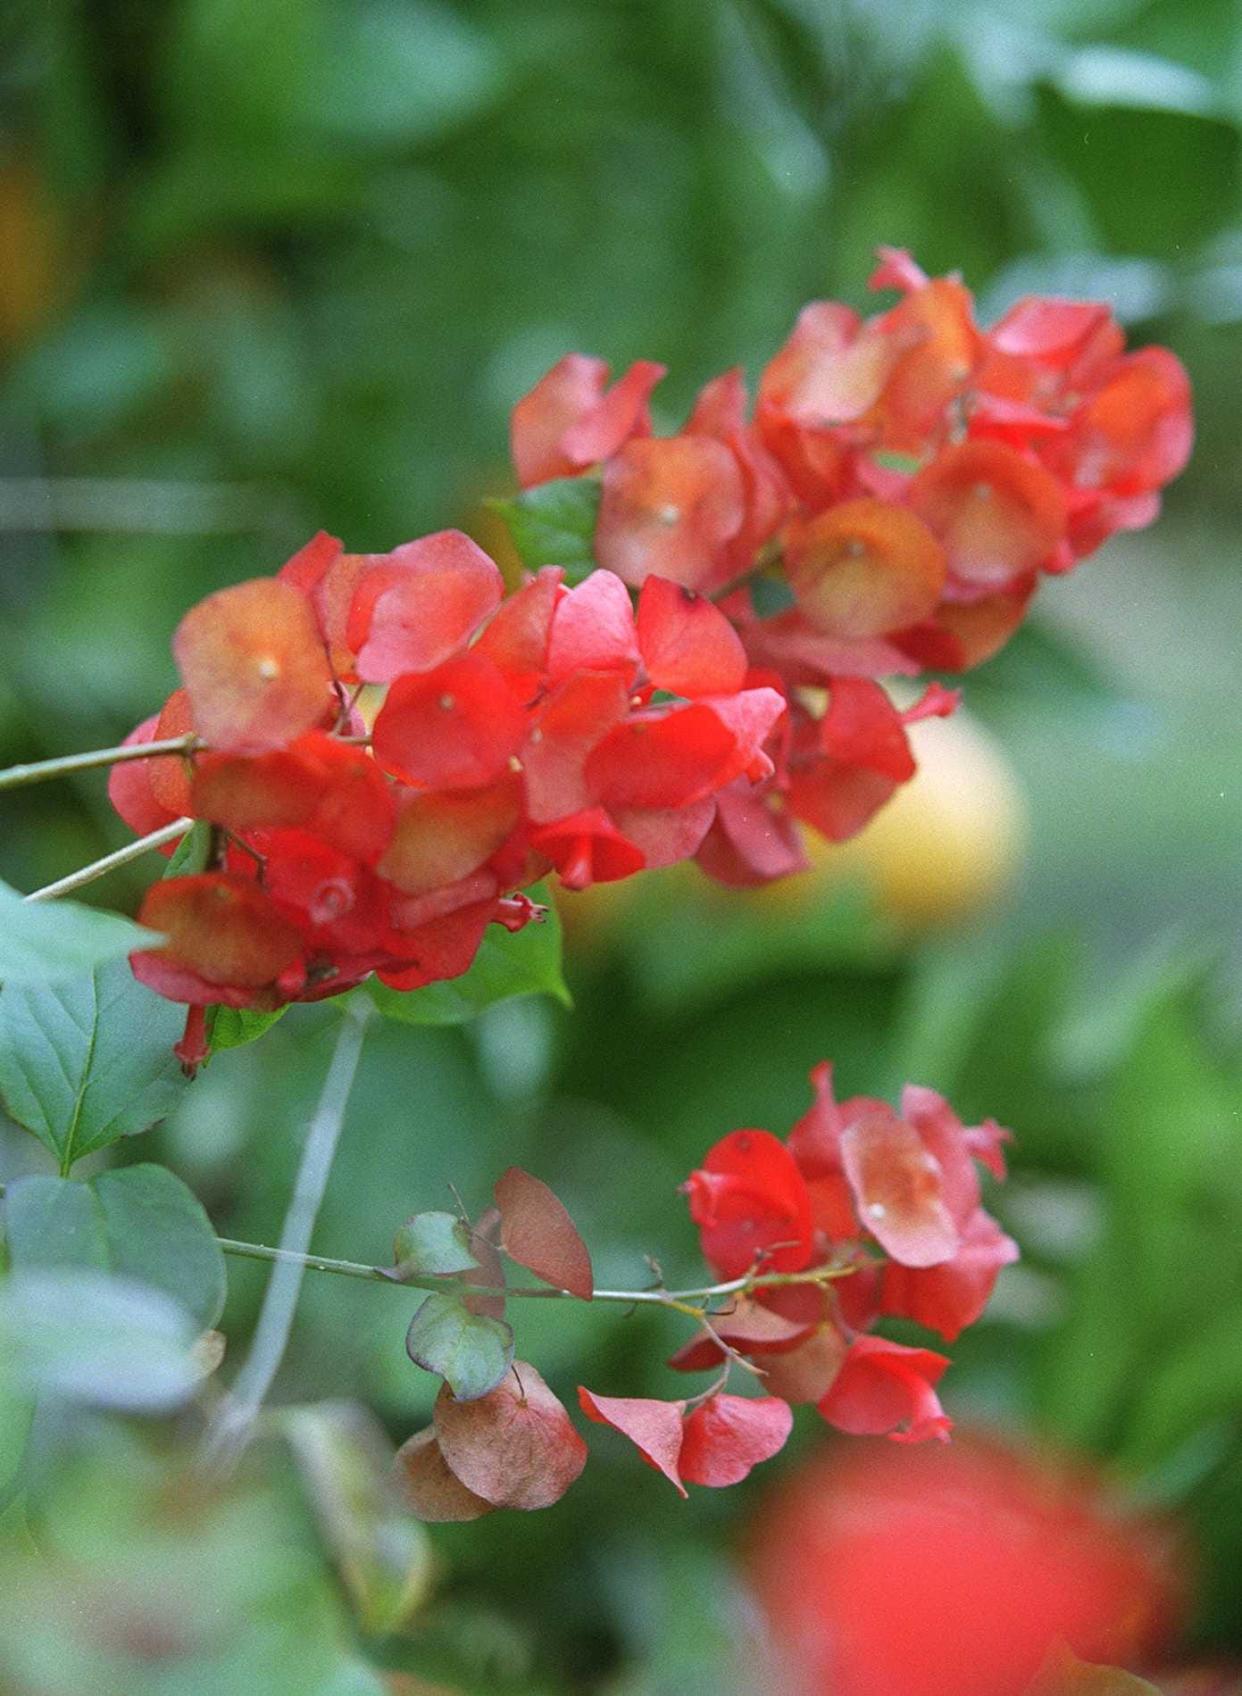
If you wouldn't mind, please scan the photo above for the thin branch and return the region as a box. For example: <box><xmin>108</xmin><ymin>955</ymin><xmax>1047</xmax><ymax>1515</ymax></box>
<box><xmin>0</xmin><ymin>732</ymin><xmax>372</xmax><ymax>794</ymax></box>
<box><xmin>214</xmin><ymin>1235</ymin><xmax>853</xmax><ymax>1306</ymax></box>
<box><xmin>24</xmin><ymin>818</ymin><xmax>193</xmax><ymax>901</ymax></box>
<box><xmin>0</xmin><ymin>734</ymin><xmax>200</xmax><ymax>792</ymax></box>
<box><xmin>202</xmin><ymin>1002</ymin><xmax>372</xmax><ymax>1467</ymax></box>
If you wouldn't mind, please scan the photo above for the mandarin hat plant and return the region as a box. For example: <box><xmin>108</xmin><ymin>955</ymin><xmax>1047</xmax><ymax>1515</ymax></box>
<box><xmin>0</xmin><ymin>250</ymin><xmax>1191</xmax><ymax>1685</ymax></box>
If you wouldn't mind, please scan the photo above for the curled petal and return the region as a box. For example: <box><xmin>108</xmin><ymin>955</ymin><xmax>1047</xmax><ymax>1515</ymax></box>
<box><xmin>785</xmin><ymin>499</ymin><xmax>946</xmax><ymax>640</ymax></box>
<box><xmin>909</xmin><ymin>440</ymin><xmax>1066</xmax><ymax>593</ymax></box>
<box><xmin>818</xmin><ymin>1335</ymin><xmax>952</xmax><ymax>1444</ymax></box>
<box><xmin>577</xmin><ymin>1389</ymin><xmax>687</xmax><ymax>1496</ymax></box>
<box><xmin>677</xmin><ymin>1394</ymin><xmax>793</xmax><ymax>1488</ymax></box>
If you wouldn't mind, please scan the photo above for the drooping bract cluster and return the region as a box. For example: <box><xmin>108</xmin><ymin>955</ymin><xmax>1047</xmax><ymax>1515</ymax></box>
<box><xmin>112</xmin><ymin>532</ymin><xmax>785</xmax><ymax>1025</ymax></box>
<box><xmin>393</xmin><ymin>1069</ymin><xmax>1012</xmax><ymax>1520</ymax></box>
<box><xmin>676</xmin><ymin>1066</ymin><xmax>1014</xmax><ymax>1445</ymax></box>
<box><xmin>510</xmin><ymin>246</ymin><xmax>1191</xmax><ymax>883</ymax></box>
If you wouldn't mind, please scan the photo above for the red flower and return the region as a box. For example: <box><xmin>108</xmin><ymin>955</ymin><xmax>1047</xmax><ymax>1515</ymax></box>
<box><xmin>684</xmin><ymin>1127</ymin><xmax>815</xmax><ymax>1280</ymax></box>
<box><xmin>817</xmin><ymin>1334</ymin><xmax>952</xmax><ymax>1443</ymax></box>
<box><xmin>510</xmin><ymin>354</ymin><xmax>665</xmax><ymax>488</ymax></box>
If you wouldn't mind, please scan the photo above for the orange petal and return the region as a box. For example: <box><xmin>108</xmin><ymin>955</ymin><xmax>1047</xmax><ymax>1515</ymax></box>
<box><xmin>173</xmin><ymin>577</ymin><xmax>333</xmax><ymax>754</ymax></box>
<box><xmin>909</xmin><ymin>440</ymin><xmax>1065</xmax><ymax>592</ymax></box>
<box><xmin>784</xmin><ymin>497</ymin><xmax>946</xmax><ymax>640</ymax></box>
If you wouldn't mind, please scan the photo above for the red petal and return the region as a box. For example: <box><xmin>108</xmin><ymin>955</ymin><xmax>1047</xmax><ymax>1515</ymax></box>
<box><xmin>677</xmin><ymin>1394</ymin><xmax>793</xmax><ymax>1487</ymax></box>
<box><xmin>379</xmin><ymin>778</ymin><xmax>520</xmax><ymax>896</ymax></box>
<box><xmin>173</xmin><ymin>578</ymin><xmax>333</xmax><ymax>754</ymax></box>
<box><xmin>988</xmin><ymin>297</ymin><xmax>1115</xmax><ymax>366</ymax></box>
<box><xmin>636</xmin><ymin>576</ymin><xmax>747</xmax><ymax>697</ymax></box>
<box><xmin>276</xmin><ymin>529</ymin><xmax>343</xmax><ymax>596</ymax></box>
<box><xmin>694</xmin><ymin>782</ymin><xmax>806</xmax><ymax>888</ymax></box>
<box><xmin>685</xmin><ymin>1128</ymin><xmax>814</xmax><ymax>1280</ymax></box>
<box><xmin>561</xmin><ymin>359</ymin><xmax>666</xmax><ymax>466</ymax></box>
<box><xmin>840</xmin><ymin>1109</ymin><xmax>960</xmax><ymax>1268</ymax></box>
<box><xmin>473</xmin><ymin>566</ymin><xmax>564</xmax><ymax>692</ymax></box>
<box><xmin>494</xmin><ymin>1167</ymin><xmax>594</xmax><ymax>1300</ymax></box>
<box><xmin>881</xmin><ymin>1208</ymin><xmax>1019</xmax><ymax>1341</ymax></box>
<box><xmin>147</xmin><ymin>690</ymin><xmax>197</xmax><ymax>814</ymax></box>
<box><xmin>372</xmin><ymin>653</ymin><xmax>527</xmax><ymax>791</ymax></box>
<box><xmin>379</xmin><ymin>898</ymin><xmax>496</xmax><ymax>989</ymax></box>
<box><xmin>585</xmin><ymin>704</ymin><xmax>737</xmax><ymax>811</ymax></box>
<box><xmin>576</xmin><ymin>1389</ymin><xmax>687</xmax><ymax>1496</ymax></box>
<box><xmin>522</xmin><ymin>670</ymin><xmax>630</xmax><ymax>823</ymax></box>
<box><xmin>434</xmin><ymin>1364</ymin><xmax>588</xmax><ymax>1511</ymax></box>
<box><xmin>546</xmin><ymin>571</ymin><xmax>639</xmax><ymax>684</ymax></box>
<box><xmin>817</xmin><ymin>1335</ymin><xmax>952</xmax><ymax>1443</ymax></box>
<box><xmin>610</xmin><ymin>796</ymin><xmax>716</xmax><ymax>870</ymax></box>
<box><xmin>529</xmin><ymin>807</ymin><xmax>644</xmax><ymax>890</ymax></box>
<box><xmin>192</xmin><ymin>733</ymin><xmax>395</xmax><ymax>865</ymax></box>
<box><xmin>758</xmin><ymin>1323</ymin><xmax>849</xmax><ymax>1405</ymax></box>
<box><xmin>869</xmin><ymin>246</ymin><xmax>930</xmax><ymax>294</ymax></box>
<box><xmin>350</xmin><ymin>531</ymin><xmax>503</xmax><ymax>683</ymax></box>
<box><xmin>109</xmin><ymin>716</ymin><xmax>180</xmax><ymax>841</ymax></box>
<box><xmin>133</xmin><ymin>873</ymin><xmax>305</xmax><ymax>996</ymax></box>
<box><xmin>909</xmin><ymin>440</ymin><xmax>1066</xmax><ymax>592</ymax></box>
<box><xmin>667</xmin><ymin>1296</ymin><xmax>811</xmax><ymax>1372</ymax></box>
<box><xmin>510</xmin><ymin>355</ymin><xmax>663</xmax><ymax>488</ymax></box>
<box><xmin>510</xmin><ymin>354</ymin><xmax>610</xmax><ymax>487</ymax></box>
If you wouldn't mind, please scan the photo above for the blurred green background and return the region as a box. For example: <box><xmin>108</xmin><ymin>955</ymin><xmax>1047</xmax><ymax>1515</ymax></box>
<box><xmin>2</xmin><ymin>1</ymin><xmax>1242</xmax><ymax>1691</ymax></box>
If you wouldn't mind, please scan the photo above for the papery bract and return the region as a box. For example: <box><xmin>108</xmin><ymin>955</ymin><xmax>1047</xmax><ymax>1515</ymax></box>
<box><xmin>173</xmin><ymin>577</ymin><xmax>333</xmax><ymax>755</ymax></box>
<box><xmin>818</xmin><ymin>1334</ymin><xmax>952</xmax><ymax>1443</ymax></box>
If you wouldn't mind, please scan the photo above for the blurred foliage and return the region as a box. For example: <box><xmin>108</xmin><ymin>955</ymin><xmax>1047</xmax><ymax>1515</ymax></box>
<box><xmin>2</xmin><ymin>0</ymin><xmax>1242</xmax><ymax>1691</ymax></box>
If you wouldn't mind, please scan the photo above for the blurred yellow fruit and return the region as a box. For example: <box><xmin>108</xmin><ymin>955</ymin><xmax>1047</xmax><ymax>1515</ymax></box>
<box><xmin>562</xmin><ymin>707</ymin><xmax>1027</xmax><ymax>952</ymax></box>
<box><xmin>746</xmin><ymin>708</ymin><xmax>1028</xmax><ymax>928</ymax></box>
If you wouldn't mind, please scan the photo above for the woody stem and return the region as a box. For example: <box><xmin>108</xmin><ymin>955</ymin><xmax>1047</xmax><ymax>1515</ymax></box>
<box><xmin>214</xmin><ymin>1236</ymin><xmax>851</xmax><ymax>1305</ymax></box>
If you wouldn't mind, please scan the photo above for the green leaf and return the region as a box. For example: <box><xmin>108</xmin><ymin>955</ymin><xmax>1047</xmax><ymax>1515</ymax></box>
<box><xmin>209</xmin><ymin>1003</ymin><xmax>289</xmax><ymax>1050</ymax></box>
<box><xmin>0</xmin><ymin>958</ymin><xmax>189</xmax><ymax>1171</ymax></box>
<box><xmin>405</xmin><ymin>1292</ymin><xmax>513</xmax><ymax>1401</ymax></box>
<box><xmin>392</xmin><ymin>1211</ymin><xmax>480</xmax><ymax>1277</ymax></box>
<box><xmin>284</xmin><ymin>1402</ymin><xmax>432</xmax><ymax>1636</ymax></box>
<box><xmin>749</xmin><ymin>574</ymin><xmax>796</xmax><ymax>617</ymax></box>
<box><xmin>368</xmin><ymin>885</ymin><xmax>569</xmax><ymax>1025</ymax></box>
<box><xmin>0</xmin><ymin>878</ymin><xmax>162</xmax><ymax>986</ymax></box>
<box><xmin>164</xmin><ymin>819</ymin><xmax>214</xmax><ymax>878</ymax></box>
<box><xmin>3</xmin><ymin>1167</ymin><xmax>227</xmax><ymax>1331</ymax></box>
<box><xmin>487</xmin><ymin>477</ymin><xmax>600</xmax><ymax>582</ymax></box>
<box><xmin>0</xmin><ymin>1267</ymin><xmax>203</xmax><ymax>1413</ymax></box>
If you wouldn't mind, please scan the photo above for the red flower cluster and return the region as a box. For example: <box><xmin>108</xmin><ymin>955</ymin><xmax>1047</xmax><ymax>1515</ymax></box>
<box><xmin>510</xmin><ymin>247</ymin><xmax>1190</xmax><ymax>883</ymax></box>
<box><xmin>112</xmin><ymin>530</ymin><xmax>784</xmax><ymax>1022</ymax></box>
<box><xmin>679</xmin><ymin>1064</ymin><xmax>1015</xmax><ymax>1443</ymax></box>
<box><xmin>573</xmin><ymin>1068</ymin><xmax>1013</xmax><ymax>1490</ymax></box>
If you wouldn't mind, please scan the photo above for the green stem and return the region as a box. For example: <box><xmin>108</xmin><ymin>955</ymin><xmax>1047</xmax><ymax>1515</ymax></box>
<box><xmin>0</xmin><ymin>734</ymin><xmax>200</xmax><ymax>792</ymax></box>
<box><xmin>214</xmin><ymin>1234</ymin><xmax>851</xmax><ymax>1307</ymax></box>
<box><xmin>25</xmin><ymin>818</ymin><xmax>193</xmax><ymax>902</ymax></box>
